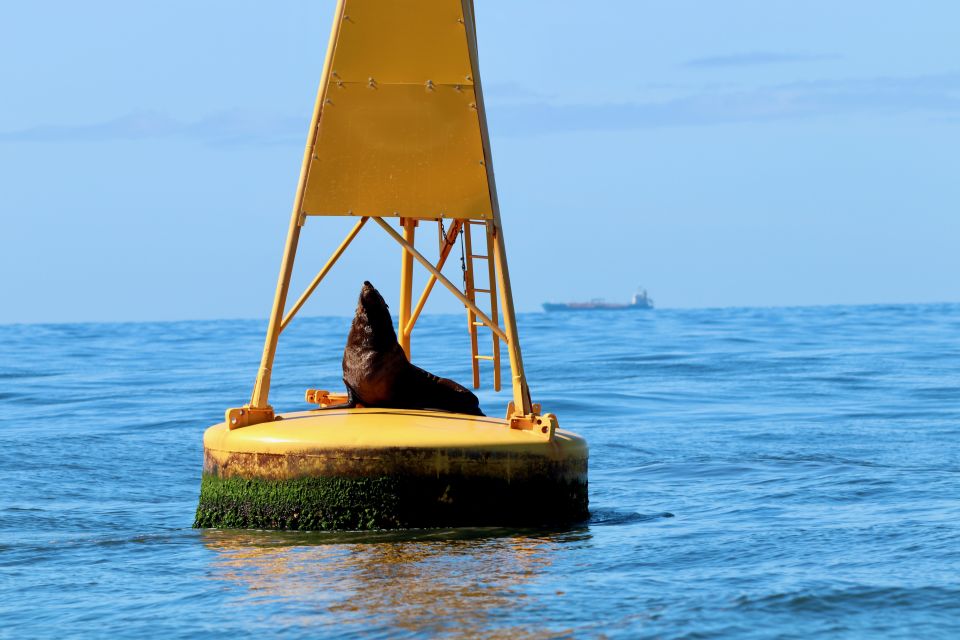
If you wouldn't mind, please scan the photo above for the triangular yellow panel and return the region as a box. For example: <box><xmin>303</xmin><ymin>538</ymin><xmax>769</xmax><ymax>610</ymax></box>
<box><xmin>301</xmin><ymin>0</ymin><xmax>493</xmax><ymax>220</ymax></box>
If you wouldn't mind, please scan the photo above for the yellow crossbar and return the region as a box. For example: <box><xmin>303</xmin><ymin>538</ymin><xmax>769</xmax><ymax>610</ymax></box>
<box><xmin>373</xmin><ymin>217</ymin><xmax>508</xmax><ymax>343</ymax></box>
<box><xmin>279</xmin><ymin>216</ymin><xmax>369</xmax><ymax>332</ymax></box>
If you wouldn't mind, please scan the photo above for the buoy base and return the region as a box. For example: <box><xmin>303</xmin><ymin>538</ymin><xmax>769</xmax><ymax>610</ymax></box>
<box><xmin>193</xmin><ymin>408</ymin><xmax>589</xmax><ymax>531</ymax></box>
<box><xmin>194</xmin><ymin>471</ymin><xmax>587</xmax><ymax>531</ymax></box>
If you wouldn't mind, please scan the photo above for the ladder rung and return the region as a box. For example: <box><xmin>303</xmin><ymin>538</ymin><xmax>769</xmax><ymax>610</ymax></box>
<box><xmin>474</xmin><ymin>288</ymin><xmax>490</xmax><ymax>293</ymax></box>
<box><xmin>467</xmin><ymin>220</ymin><xmax>485</xmax><ymax>225</ymax></box>
<box><xmin>470</xmin><ymin>254</ymin><xmax>488</xmax><ymax>259</ymax></box>
<box><xmin>472</xmin><ymin>321</ymin><xmax>486</xmax><ymax>326</ymax></box>
<box><xmin>474</xmin><ymin>355</ymin><xmax>494</xmax><ymax>361</ymax></box>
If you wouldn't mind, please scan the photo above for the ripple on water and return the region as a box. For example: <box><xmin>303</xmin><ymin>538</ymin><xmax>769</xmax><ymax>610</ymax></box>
<box><xmin>3</xmin><ymin>305</ymin><xmax>960</xmax><ymax>637</ymax></box>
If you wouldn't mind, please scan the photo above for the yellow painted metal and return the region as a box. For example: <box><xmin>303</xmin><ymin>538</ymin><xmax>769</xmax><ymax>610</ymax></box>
<box><xmin>231</xmin><ymin>0</ymin><xmax>538</xmax><ymax>434</ymax></box>
<box><xmin>225</xmin><ymin>406</ymin><xmax>276</xmax><ymax>431</ymax></box>
<box><xmin>398</xmin><ymin>219</ymin><xmax>416</xmax><ymax>358</ymax></box>
<box><xmin>323</xmin><ymin>0</ymin><xmax>472</xmax><ymax>84</ymax></box>
<box><xmin>402</xmin><ymin>220</ymin><xmax>463</xmax><ymax>339</ymax></box>
<box><xmin>304</xmin><ymin>389</ymin><xmax>349</xmax><ymax>407</ymax></box>
<box><xmin>244</xmin><ymin>0</ymin><xmax>347</xmax><ymax>419</ymax></box>
<box><xmin>373</xmin><ymin>217</ymin><xmax>508</xmax><ymax>343</ymax></box>
<box><xmin>484</xmin><ymin>221</ymin><xmax>502</xmax><ymax>391</ymax></box>
<box><xmin>204</xmin><ymin>409</ymin><xmax>584</xmax><ymax>457</ymax></box>
<box><xmin>462</xmin><ymin>221</ymin><xmax>501</xmax><ymax>391</ymax></box>
<box><xmin>460</xmin><ymin>0</ymin><xmax>532</xmax><ymax>416</ymax></box>
<box><xmin>300</xmin><ymin>0</ymin><xmax>493</xmax><ymax>219</ymax></box>
<box><xmin>462</xmin><ymin>222</ymin><xmax>481</xmax><ymax>388</ymax></box>
<box><xmin>280</xmin><ymin>216</ymin><xmax>368</xmax><ymax>332</ymax></box>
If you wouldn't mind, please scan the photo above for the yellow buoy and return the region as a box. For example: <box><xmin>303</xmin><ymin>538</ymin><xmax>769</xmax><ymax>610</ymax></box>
<box><xmin>194</xmin><ymin>0</ymin><xmax>589</xmax><ymax>530</ymax></box>
<box><xmin>196</xmin><ymin>409</ymin><xmax>587</xmax><ymax>529</ymax></box>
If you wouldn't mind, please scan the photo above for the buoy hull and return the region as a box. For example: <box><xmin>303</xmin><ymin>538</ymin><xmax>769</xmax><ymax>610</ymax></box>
<box><xmin>194</xmin><ymin>409</ymin><xmax>588</xmax><ymax>530</ymax></box>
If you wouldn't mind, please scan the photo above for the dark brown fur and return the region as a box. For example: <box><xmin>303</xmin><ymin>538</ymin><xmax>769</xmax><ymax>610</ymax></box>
<box><xmin>338</xmin><ymin>281</ymin><xmax>484</xmax><ymax>416</ymax></box>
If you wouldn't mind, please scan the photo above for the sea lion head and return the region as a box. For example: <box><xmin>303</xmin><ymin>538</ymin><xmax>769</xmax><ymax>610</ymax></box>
<box><xmin>351</xmin><ymin>281</ymin><xmax>398</xmax><ymax>348</ymax></box>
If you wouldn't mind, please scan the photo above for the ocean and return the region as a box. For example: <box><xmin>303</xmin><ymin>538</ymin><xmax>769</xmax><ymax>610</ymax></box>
<box><xmin>2</xmin><ymin>304</ymin><xmax>959</xmax><ymax>638</ymax></box>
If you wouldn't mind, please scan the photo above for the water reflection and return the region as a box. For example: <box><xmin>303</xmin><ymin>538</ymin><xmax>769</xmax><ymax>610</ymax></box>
<box><xmin>202</xmin><ymin>527</ymin><xmax>590</xmax><ymax>637</ymax></box>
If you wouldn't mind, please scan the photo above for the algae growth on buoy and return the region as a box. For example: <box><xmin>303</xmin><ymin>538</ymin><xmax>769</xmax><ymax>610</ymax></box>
<box><xmin>194</xmin><ymin>0</ymin><xmax>588</xmax><ymax>530</ymax></box>
<box><xmin>195</xmin><ymin>410</ymin><xmax>588</xmax><ymax>530</ymax></box>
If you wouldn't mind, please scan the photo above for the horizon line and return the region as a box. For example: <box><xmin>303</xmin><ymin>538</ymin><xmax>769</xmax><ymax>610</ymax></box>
<box><xmin>2</xmin><ymin>299</ymin><xmax>957</xmax><ymax>329</ymax></box>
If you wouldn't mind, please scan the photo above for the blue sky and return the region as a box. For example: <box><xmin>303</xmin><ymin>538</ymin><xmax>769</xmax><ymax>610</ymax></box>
<box><xmin>1</xmin><ymin>1</ymin><xmax>958</xmax><ymax>323</ymax></box>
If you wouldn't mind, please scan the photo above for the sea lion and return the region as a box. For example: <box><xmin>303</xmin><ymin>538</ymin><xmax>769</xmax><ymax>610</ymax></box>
<box><xmin>335</xmin><ymin>281</ymin><xmax>484</xmax><ymax>416</ymax></box>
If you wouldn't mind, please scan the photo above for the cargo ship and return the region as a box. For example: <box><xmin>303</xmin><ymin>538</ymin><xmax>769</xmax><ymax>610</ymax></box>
<box><xmin>542</xmin><ymin>288</ymin><xmax>654</xmax><ymax>312</ymax></box>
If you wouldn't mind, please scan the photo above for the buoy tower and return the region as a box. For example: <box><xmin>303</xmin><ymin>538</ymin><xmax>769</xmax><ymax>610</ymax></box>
<box><xmin>195</xmin><ymin>0</ymin><xmax>588</xmax><ymax>530</ymax></box>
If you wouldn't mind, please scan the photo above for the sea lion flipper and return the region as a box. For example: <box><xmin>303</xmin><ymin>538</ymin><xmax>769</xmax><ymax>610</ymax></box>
<box><xmin>319</xmin><ymin>381</ymin><xmax>359</xmax><ymax>410</ymax></box>
<box><xmin>407</xmin><ymin>364</ymin><xmax>484</xmax><ymax>416</ymax></box>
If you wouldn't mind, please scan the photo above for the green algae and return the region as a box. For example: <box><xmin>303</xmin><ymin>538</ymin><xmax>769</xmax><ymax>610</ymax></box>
<box><xmin>194</xmin><ymin>473</ymin><xmax>588</xmax><ymax>531</ymax></box>
<box><xmin>194</xmin><ymin>474</ymin><xmax>404</xmax><ymax>530</ymax></box>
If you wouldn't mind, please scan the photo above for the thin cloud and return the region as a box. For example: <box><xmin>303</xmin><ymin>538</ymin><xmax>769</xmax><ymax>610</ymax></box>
<box><xmin>488</xmin><ymin>71</ymin><xmax>960</xmax><ymax>136</ymax></box>
<box><xmin>3</xmin><ymin>72</ymin><xmax>959</xmax><ymax>144</ymax></box>
<box><xmin>0</xmin><ymin>110</ymin><xmax>306</xmax><ymax>146</ymax></box>
<box><xmin>684</xmin><ymin>51</ymin><xmax>841</xmax><ymax>69</ymax></box>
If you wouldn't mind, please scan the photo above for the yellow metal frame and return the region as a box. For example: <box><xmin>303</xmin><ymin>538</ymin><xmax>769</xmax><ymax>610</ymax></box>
<box><xmin>228</xmin><ymin>0</ymin><xmax>540</xmax><ymax>434</ymax></box>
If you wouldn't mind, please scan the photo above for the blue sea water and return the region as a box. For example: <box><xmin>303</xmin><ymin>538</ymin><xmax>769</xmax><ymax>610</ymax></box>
<box><xmin>2</xmin><ymin>304</ymin><xmax>960</xmax><ymax>638</ymax></box>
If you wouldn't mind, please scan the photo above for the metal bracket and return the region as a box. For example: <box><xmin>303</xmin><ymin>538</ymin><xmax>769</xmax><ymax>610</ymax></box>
<box><xmin>305</xmin><ymin>389</ymin><xmax>351</xmax><ymax>407</ymax></box>
<box><xmin>225</xmin><ymin>405</ymin><xmax>276</xmax><ymax>430</ymax></box>
<box><xmin>504</xmin><ymin>402</ymin><xmax>555</xmax><ymax>439</ymax></box>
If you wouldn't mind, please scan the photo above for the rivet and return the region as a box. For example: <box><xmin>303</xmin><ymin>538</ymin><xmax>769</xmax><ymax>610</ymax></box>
<box><xmin>457</xmin><ymin>17</ymin><xmax>464</xmax><ymax>24</ymax></box>
<box><xmin>368</xmin><ymin>77</ymin><xmax>376</xmax><ymax>88</ymax></box>
<box><xmin>469</xmin><ymin>102</ymin><xmax>477</xmax><ymax>110</ymax></box>
<box><xmin>324</xmin><ymin>98</ymin><xmax>332</xmax><ymax>105</ymax></box>
<box><xmin>479</xmin><ymin>160</ymin><xmax>485</xmax><ymax>166</ymax></box>
<box><xmin>466</xmin><ymin>75</ymin><xmax>473</xmax><ymax>81</ymax></box>
<box><xmin>454</xmin><ymin>84</ymin><xmax>462</xmax><ymax>91</ymax></box>
<box><xmin>336</xmin><ymin>80</ymin><xmax>344</xmax><ymax>88</ymax></box>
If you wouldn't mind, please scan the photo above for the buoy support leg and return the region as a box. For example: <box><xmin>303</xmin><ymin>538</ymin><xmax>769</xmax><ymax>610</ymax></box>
<box><xmin>459</xmin><ymin>0</ymin><xmax>532</xmax><ymax>419</ymax></box>
<box><xmin>374</xmin><ymin>217</ymin><xmax>507</xmax><ymax>342</ymax></box>
<box><xmin>231</xmin><ymin>0</ymin><xmax>347</xmax><ymax>427</ymax></box>
<box><xmin>398</xmin><ymin>218</ymin><xmax>417</xmax><ymax>358</ymax></box>
<box><xmin>280</xmin><ymin>216</ymin><xmax>369</xmax><ymax>332</ymax></box>
<box><xmin>403</xmin><ymin>219</ymin><xmax>463</xmax><ymax>339</ymax></box>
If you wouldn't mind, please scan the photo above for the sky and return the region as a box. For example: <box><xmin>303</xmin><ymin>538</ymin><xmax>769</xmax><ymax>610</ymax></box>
<box><xmin>1</xmin><ymin>1</ymin><xmax>959</xmax><ymax>324</ymax></box>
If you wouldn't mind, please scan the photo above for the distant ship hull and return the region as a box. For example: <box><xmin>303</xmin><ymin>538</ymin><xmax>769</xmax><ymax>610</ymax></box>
<box><xmin>542</xmin><ymin>303</ymin><xmax>653</xmax><ymax>311</ymax></box>
<box><xmin>542</xmin><ymin>300</ymin><xmax>653</xmax><ymax>312</ymax></box>
<box><xmin>543</xmin><ymin>288</ymin><xmax>654</xmax><ymax>312</ymax></box>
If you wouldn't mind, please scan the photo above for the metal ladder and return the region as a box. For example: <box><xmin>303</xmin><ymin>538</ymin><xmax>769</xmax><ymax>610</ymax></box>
<box><xmin>462</xmin><ymin>220</ymin><xmax>502</xmax><ymax>391</ymax></box>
